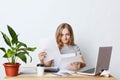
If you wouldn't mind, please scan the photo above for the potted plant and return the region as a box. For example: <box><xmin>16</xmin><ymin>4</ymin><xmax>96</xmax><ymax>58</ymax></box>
<box><xmin>0</xmin><ymin>25</ymin><xmax>36</xmax><ymax>77</ymax></box>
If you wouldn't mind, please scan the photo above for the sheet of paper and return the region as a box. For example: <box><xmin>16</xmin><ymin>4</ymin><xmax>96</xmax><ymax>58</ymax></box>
<box><xmin>53</xmin><ymin>69</ymin><xmax>75</xmax><ymax>76</ymax></box>
<box><xmin>59</xmin><ymin>55</ymin><xmax>81</xmax><ymax>69</ymax></box>
<box><xmin>60</xmin><ymin>53</ymin><xmax>76</xmax><ymax>58</ymax></box>
<box><xmin>39</xmin><ymin>37</ymin><xmax>60</xmax><ymax>62</ymax></box>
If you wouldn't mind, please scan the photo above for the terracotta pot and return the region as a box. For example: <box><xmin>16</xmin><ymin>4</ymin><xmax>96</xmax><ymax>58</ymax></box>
<box><xmin>3</xmin><ymin>63</ymin><xmax>21</xmax><ymax>77</ymax></box>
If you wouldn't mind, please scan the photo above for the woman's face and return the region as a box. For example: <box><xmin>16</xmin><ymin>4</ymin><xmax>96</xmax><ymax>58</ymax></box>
<box><xmin>61</xmin><ymin>28</ymin><xmax>70</xmax><ymax>46</ymax></box>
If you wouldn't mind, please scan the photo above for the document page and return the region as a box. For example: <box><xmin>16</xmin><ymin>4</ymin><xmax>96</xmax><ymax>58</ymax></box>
<box><xmin>59</xmin><ymin>53</ymin><xmax>81</xmax><ymax>69</ymax></box>
<box><xmin>53</xmin><ymin>69</ymin><xmax>74</xmax><ymax>76</ymax></box>
<box><xmin>39</xmin><ymin>37</ymin><xmax>60</xmax><ymax>62</ymax></box>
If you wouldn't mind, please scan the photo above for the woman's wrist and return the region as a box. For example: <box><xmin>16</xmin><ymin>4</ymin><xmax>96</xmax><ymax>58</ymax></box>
<box><xmin>40</xmin><ymin>59</ymin><xmax>44</xmax><ymax>64</ymax></box>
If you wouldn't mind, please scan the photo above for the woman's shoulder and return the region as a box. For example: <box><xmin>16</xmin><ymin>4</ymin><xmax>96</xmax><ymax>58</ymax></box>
<box><xmin>72</xmin><ymin>44</ymin><xmax>82</xmax><ymax>55</ymax></box>
<box><xmin>70</xmin><ymin>44</ymin><xmax>80</xmax><ymax>51</ymax></box>
<box><xmin>71</xmin><ymin>44</ymin><xmax>80</xmax><ymax>48</ymax></box>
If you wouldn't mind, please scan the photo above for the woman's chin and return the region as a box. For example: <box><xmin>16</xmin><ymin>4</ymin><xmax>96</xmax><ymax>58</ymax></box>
<box><xmin>62</xmin><ymin>41</ymin><xmax>69</xmax><ymax>44</ymax></box>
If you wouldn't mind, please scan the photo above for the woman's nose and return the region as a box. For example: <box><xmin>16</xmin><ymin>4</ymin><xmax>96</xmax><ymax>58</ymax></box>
<box><xmin>63</xmin><ymin>35</ymin><xmax>67</xmax><ymax>39</ymax></box>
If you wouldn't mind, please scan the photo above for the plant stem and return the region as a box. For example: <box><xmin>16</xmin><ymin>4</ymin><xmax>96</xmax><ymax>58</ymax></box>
<box><xmin>7</xmin><ymin>58</ymin><xmax>10</xmax><ymax>63</ymax></box>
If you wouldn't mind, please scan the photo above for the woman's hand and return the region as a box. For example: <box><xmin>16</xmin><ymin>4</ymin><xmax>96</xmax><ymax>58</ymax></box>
<box><xmin>38</xmin><ymin>52</ymin><xmax>52</xmax><ymax>67</ymax></box>
<box><xmin>68</xmin><ymin>62</ymin><xmax>81</xmax><ymax>70</ymax></box>
<box><xmin>38</xmin><ymin>52</ymin><xmax>46</xmax><ymax>61</ymax></box>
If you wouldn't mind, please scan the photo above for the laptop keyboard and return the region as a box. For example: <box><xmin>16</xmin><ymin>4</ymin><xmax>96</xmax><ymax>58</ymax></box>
<box><xmin>82</xmin><ymin>68</ymin><xmax>95</xmax><ymax>73</ymax></box>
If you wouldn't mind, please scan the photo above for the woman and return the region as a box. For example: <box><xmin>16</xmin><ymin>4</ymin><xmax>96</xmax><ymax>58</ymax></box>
<box><xmin>39</xmin><ymin>23</ymin><xmax>86</xmax><ymax>70</ymax></box>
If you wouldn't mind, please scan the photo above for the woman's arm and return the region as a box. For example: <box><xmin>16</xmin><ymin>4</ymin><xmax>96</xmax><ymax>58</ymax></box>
<box><xmin>80</xmin><ymin>55</ymin><xmax>86</xmax><ymax>68</ymax></box>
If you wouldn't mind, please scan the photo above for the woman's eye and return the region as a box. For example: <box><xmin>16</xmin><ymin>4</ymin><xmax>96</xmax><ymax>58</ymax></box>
<box><xmin>61</xmin><ymin>33</ymin><xmax>70</xmax><ymax>36</ymax></box>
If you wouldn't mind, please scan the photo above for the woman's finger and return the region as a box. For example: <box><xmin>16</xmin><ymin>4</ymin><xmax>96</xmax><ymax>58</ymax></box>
<box><xmin>40</xmin><ymin>52</ymin><xmax>46</xmax><ymax>55</ymax></box>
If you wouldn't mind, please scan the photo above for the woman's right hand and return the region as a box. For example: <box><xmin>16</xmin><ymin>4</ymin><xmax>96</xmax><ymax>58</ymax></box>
<box><xmin>38</xmin><ymin>52</ymin><xmax>46</xmax><ymax>61</ymax></box>
<box><xmin>38</xmin><ymin>52</ymin><xmax>52</xmax><ymax>67</ymax></box>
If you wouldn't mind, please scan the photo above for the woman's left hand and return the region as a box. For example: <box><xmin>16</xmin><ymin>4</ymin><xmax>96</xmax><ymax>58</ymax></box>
<box><xmin>68</xmin><ymin>62</ymin><xmax>81</xmax><ymax>70</ymax></box>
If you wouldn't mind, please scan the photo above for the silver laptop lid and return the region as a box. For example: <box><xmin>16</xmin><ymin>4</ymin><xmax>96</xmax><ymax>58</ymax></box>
<box><xmin>95</xmin><ymin>46</ymin><xmax>112</xmax><ymax>75</ymax></box>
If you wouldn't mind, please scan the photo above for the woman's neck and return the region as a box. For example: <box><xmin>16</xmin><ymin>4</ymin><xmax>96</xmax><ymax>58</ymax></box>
<box><xmin>63</xmin><ymin>44</ymin><xmax>69</xmax><ymax>47</ymax></box>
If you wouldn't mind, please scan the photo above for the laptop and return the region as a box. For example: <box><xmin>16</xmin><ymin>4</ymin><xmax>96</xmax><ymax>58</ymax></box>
<box><xmin>79</xmin><ymin>46</ymin><xmax>112</xmax><ymax>75</ymax></box>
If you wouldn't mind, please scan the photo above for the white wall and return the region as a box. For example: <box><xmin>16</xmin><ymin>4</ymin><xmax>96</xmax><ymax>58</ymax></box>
<box><xmin>0</xmin><ymin>0</ymin><xmax>120</xmax><ymax>79</ymax></box>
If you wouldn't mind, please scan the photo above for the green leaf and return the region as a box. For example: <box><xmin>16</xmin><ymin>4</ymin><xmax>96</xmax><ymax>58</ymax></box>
<box><xmin>17</xmin><ymin>48</ymin><xmax>27</xmax><ymax>52</ymax></box>
<box><xmin>16</xmin><ymin>52</ymin><xmax>27</xmax><ymax>63</ymax></box>
<box><xmin>3</xmin><ymin>53</ymin><xmax>8</xmax><ymax>58</ymax></box>
<box><xmin>3</xmin><ymin>49</ymin><xmax>14</xmax><ymax>58</ymax></box>
<box><xmin>27</xmin><ymin>47</ymin><xmax>36</xmax><ymax>51</ymax></box>
<box><xmin>18</xmin><ymin>41</ymin><xmax>27</xmax><ymax>48</ymax></box>
<box><xmin>1</xmin><ymin>32</ymin><xmax>11</xmax><ymax>47</ymax></box>
<box><xmin>0</xmin><ymin>47</ymin><xmax>6</xmax><ymax>53</ymax></box>
<box><xmin>7</xmin><ymin>25</ymin><xmax>18</xmax><ymax>44</ymax></box>
<box><xmin>22</xmin><ymin>51</ymin><xmax>32</xmax><ymax>62</ymax></box>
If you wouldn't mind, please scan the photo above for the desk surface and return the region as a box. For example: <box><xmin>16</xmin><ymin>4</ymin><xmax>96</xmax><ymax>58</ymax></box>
<box><xmin>4</xmin><ymin>73</ymin><xmax>116</xmax><ymax>80</ymax></box>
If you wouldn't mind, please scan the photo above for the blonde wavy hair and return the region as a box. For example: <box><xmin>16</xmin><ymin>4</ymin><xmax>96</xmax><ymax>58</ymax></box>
<box><xmin>55</xmin><ymin>23</ymin><xmax>75</xmax><ymax>49</ymax></box>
